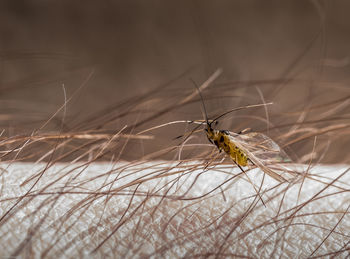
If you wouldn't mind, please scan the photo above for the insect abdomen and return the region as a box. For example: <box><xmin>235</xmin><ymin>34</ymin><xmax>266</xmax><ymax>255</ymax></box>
<box><xmin>227</xmin><ymin>141</ymin><xmax>248</xmax><ymax>166</ymax></box>
<box><xmin>215</xmin><ymin>132</ymin><xmax>248</xmax><ymax>166</ymax></box>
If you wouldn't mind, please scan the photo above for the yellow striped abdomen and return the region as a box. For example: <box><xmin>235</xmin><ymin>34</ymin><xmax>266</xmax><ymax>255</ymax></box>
<box><xmin>209</xmin><ymin>130</ymin><xmax>248</xmax><ymax>166</ymax></box>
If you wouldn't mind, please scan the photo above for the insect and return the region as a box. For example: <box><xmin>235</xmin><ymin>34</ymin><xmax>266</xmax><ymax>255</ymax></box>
<box><xmin>194</xmin><ymin>83</ymin><xmax>294</xmax><ymax>183</ymax></box>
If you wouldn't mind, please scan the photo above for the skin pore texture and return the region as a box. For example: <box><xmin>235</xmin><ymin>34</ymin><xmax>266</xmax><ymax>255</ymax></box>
<box><xmin>0</xmin><ymin>63</ymin><xmax>349</xmax><ymax>257</ymax></box>
<box><xmin>1</xmin><ymin>2</ymin><xmax>350</xmax><ymax>257</ymax></box>
<box><xmin>0</xmin><ymin>162</ymin><xmax>349</xmax><ymax>258</ymax></box>
<box><xmin>0</xmin><ymin>67</ymin><xmax>349</xmax><ymax>258</ymax></box>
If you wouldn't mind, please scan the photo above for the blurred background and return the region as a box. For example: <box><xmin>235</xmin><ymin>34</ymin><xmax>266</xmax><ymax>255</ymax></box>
<box><xmin>0</xmin><ymin>0</ymin><xmax>349</xmax><ymax>162</ymax></box>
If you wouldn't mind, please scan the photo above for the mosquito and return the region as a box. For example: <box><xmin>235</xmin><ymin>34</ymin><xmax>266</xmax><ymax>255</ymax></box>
<box><xmin>193</xmin><ymin>82</ymin><xmax>295</xmax><ymax>183</ymax></box>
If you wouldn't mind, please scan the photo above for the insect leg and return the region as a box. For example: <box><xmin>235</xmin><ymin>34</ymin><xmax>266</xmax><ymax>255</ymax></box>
<box><xmin>233</xmin><ymin>160</ymin><xmax>266</xmax><ymax>207</ymax></box>
<box><xmin>237</xmin><ymin>128</ymin><xmax>251</xmax><ymax>135</ymax></box>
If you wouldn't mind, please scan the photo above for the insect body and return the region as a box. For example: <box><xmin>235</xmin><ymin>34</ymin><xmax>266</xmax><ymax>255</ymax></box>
<box><xmin>205</xmin><ymin>122</ymin><xmax>292</xmax><ymax>182</ymax></box>
<box><xmin>206</xmin><ymin>127</ymin><xmax>248</xmax><ymax>166</ymax></box>
<box><xmin>193</xmin><ymin>81</ymin><xmax>294</xmax><ymax>183</ymax></box>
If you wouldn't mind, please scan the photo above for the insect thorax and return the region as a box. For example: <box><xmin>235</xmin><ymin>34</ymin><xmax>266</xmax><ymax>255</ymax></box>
<box><xmin>206</xmin><ymin>127</ymin><xmax>248</xmax><ymax>166</ymax></box>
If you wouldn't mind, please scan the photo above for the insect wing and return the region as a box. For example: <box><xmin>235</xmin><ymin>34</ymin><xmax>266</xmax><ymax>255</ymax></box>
<box><xmin>235</xmin><ymin>132</ymin><xmax>290</xmax><ymax>163</ymax></box>
<box><xmin>229</xmin><ymin>132</ymin><xmax>294</xmax><ymax>182</ymax></box>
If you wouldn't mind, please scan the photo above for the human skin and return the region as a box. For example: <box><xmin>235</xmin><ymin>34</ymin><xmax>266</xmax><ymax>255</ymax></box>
<box><xmin>1</xmin><ymin>162</ymin><xmax>349</xmax><ymax>258</ymax></box>
<box><xmin>1</xmin><ymin>61</ymin><xmax>348</xmax><ymax>258</ymax></box>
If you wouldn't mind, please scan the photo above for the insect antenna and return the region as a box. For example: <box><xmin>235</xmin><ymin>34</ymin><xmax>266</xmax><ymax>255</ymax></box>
<box><xmin>190</xmin><ymin>78</ymin><xmax>211</xmax><ymax>128</ymax></box>
<box><xmin>210</xmin><ymin>102</ymin><xmax>273</xmax><ymax>126</ymax></box>
<box><xmin>234</xmin><ymin>160</ymin><xmax>266</xmax><ymax>207</ymax></box>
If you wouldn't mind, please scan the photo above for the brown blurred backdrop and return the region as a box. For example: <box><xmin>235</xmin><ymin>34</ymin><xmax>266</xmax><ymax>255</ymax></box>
<box><xmin>0</xmin><ymin>1</ymin><xmax>349</xmax><ymax>162</ymax></box>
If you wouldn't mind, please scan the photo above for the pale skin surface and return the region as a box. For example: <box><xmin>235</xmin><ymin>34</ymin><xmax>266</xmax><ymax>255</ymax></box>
<box><xmin>1</xmin><ymin>3</ymin><xmax>349</xmax><ymax>257</ymax></box>
<box><xmin>0</xmin><ymin>162</ymin><xmax>349</xmax><ymax>258</ymax></box>
<box><xmin>0</xmin><ymin>57</ymin><xmax>348</xmax><ymax>258</ymax></box>
<box><xmin>0</xmin><ymin>13</ymin><xmax>348</xmax><ymax>256</ymax></box>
